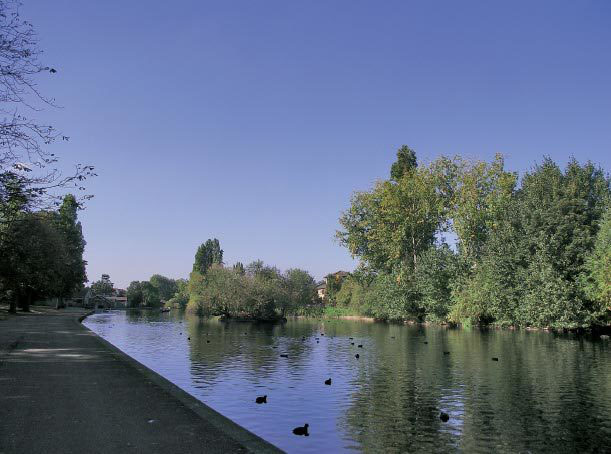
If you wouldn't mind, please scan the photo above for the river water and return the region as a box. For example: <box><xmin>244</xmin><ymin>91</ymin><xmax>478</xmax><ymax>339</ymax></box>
<box><xmin>84</xmin><ymin>310</ymin><xmax>610</xmax><ymax>453</ymax></box>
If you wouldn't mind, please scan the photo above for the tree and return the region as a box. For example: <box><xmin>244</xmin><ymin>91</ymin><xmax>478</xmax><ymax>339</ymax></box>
<box><xmin>390</xmin><ymin>145</ymin><xmax>417</xmax><ymax>182</ymax></box>
<box><xmin>450</xmin><ymin>154</ymin><xmax>517</xmax><ymax>265</ymax></box>
<box><xmin>192</xmin><ymin>238</ymin><xmax>223</xmax><ymax>274</ymax></box>
<box><xmin>582</xmin><ymin>206</ymin><xmax>611</xmax><ymax>319</ymax></box>
<box><xmin>0</xmin><ymin>211</ymin><xmax>67</xmax><ymax>312</ymax></box>
<box><xmin>140</xmin><ymin>281</ymin><xmax>161</xmax><ymax>307</ymax></box>
<box><xmin>126</xmin><ymin>281</ymin><xmax>143</xmax><ymax>307</ymax></box>
<box><xmin>414</xmin><ymin>244</ymin><xmax>458</xmax><ymax>322</ymax></box>
<box><xmin>338</xmin><ymin>153</ymin><xmax>447</xmax><ymax>272</ymax></box>
<box><xmin>516</xmin><ymin>158</ymin><xmax>609</xmax><ymax>328</ymax></box>
<box><xmin>233</xmin><ymin>262</ymin><xmax>245</xmax><ymax>275</ymax></box>
<box><xmin>55</xmin><ymin>194</ymin><xmax>87</xmax><ymax>306</ymax></box>
<box><xmin>149</xmin><ymin>274</ymin><xmax>178</xmax><ymax>302</ymax></box>
<box><xmin>91</xmin><ymin>274</ymin><xmax>113</xmax><ymax>296</ymax></box>
<box><xmin>284</xmin><ymin>268</ymin><xmax>317</xmax><ymax>310</ymax></box>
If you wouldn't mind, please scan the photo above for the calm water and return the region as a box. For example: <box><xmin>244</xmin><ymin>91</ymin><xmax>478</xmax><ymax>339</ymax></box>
<box><xmin>84</xmin><ymin>310</ymin><xmax>611</xmax><ymax>453</ymax></box>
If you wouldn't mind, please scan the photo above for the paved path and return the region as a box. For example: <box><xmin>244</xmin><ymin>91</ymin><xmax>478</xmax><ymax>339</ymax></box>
<box><xmin>0</xmin><ymin>307</ymin><xmax>282</xmax><ymax>454</ymax></box>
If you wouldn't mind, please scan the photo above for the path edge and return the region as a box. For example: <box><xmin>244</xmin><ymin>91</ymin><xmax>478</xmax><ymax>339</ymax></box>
<box><xmin>78</xmin><ymin>311</ymin><xmax>284</xmax><ymax>454</ymax></box>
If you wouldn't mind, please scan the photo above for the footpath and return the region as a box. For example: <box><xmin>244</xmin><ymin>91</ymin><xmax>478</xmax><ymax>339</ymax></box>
<box><xmin>0</xmin><ymin>307</ymin><xmax>282</xmax><ymax>454</ymax></box>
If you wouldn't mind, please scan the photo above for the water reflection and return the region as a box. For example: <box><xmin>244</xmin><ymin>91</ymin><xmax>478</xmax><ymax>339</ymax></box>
<box><xmin>84</xmin><ymin>311</ymin><xmax>611</xmax><ymax>453</ymax></box>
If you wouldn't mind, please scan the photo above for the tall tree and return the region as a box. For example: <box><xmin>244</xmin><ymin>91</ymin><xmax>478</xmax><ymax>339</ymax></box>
<box><xmin>390</xmin><ymin>145</ymin><xmax>418</xmax><ymax>182</ymax></box>
<box><xmin>192</xmin><ymin>238</ymin><xmax>223</xmax><ymax>274</ymax></box>
<box><xmin>55</xmin><ymin>194</ymin><xmax>87</xmax><ymax>306</ymax></box>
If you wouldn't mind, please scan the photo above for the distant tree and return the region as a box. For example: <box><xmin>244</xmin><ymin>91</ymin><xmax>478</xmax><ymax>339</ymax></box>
<box><xmin>193</xmin><ymin>238</ymin><xmax>223</xmax><ymax>274</ymax></box>
<box><xmin>233</xmin><ymin>262</ymin><xmax>245</xmax><ymax>275</ymax></box>
<box><xmin>149</xmin><ymin>274</ymin><xmax>178</xmax><ymax>302</ymax></box>
<box><xmin>284</xmin><ymin>268</ymin><xmax>317</xmax><ymax>310</ymax></box>
<box><xmin>140</xmin><ymin>281</ymin><xmax>161</xmax><ymax>306</ymax></box>
<box><xmin>126</xmin><ymin>281</ymin><xmax>143</xmax><ymax>307</ymax></box>
<box><xmin>91</xmin><ymin>274</ymin><xmax>113</xmax><ymax>296</ymax></box>
<box><xmin>166</xmin><ymin>278</ymin><xmax>189</xmax><ymax>308</ymax></box>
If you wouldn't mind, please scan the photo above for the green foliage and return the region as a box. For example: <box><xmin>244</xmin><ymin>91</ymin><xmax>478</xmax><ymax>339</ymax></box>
<box><xmin>338</xmin><ymin>153</ymin><xmax>448</xmax><ymax>272</ymax></box>
<box><xmin>91</xmin><ymin>274</ymin><xmax>113</xmax><ymax>296</ymax></box>
<box><xmin>324</xmin><ymin>273</ymin><xmax>343</xmax><ymax>304</ymax></box>
<box><xmin>149</xmin><ymin>274</ymin><xmax>178</xmax><ymax>301</ymax></box>
<box><xmin>140</xmin><ymin>281</ymin><xmax>161</xmax><ymax>307</ymax></box>
<box><xmin>193</xmin><ymin>238</ymin><xmax>223</xmax><ymax>274</ymax></box>
<box><xmin>390</xmin><ymin>145</ymin><xmax>417</xmax><ymax>182</ymax></box>
<box><xmin>186</xmin><ymin>257</ymin><xmax>318</xmax><ymax>320</ymax></box>
<box><xmin>338</xmin><ymin>146</ymin><xmax>610</xmax><ymax>329</ymax></box>
<box><xmin>583</xmin><ymin>206</ymin><xmax>611</xmax><ymax>314</ymax></box>
<box><xmin>414</xmin><ymin>244</ymin><xmax>458</xmax><ymax>322</ymax></box>
<box><xmin>126</xmin><ymin>281</ymin><xmax>143</xmax><ymax>307</ymax></box>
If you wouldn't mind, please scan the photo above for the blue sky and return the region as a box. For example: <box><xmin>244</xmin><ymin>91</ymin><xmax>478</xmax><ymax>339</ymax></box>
<box><xmin>24</xmin><ymin>0</ymin><xmax>611</xmax><ymax>288</ymax></box>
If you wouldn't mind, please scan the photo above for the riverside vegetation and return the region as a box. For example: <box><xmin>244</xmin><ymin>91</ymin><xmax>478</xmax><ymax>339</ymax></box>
<box><xmin>131</xmin><ymin>147</ymin><xmax>609</xmax><ymax>330</ymax></box>
<box><xmin>334</xmin><ymin>147</ymin><xmax>610</xmax><ymax>330</ymax></box>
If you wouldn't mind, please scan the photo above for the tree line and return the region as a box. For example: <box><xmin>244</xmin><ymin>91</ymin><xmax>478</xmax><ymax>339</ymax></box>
<box><xmin>0</xmin><ymin>193</ymin><xmax>87</xmax><ymax>312</ymax></box>
<box><xmin>333</xmin><ymin>146</ymin><xmax>610</xmax><ymax>329</ymax></box>
<box><xmin>124</xmin><ymin>239</ymin><xmax>320</xmax><ymax>320</ymax></box>
<box><xmin>125</xmin><ymin>274</ymin><xmax>188</xmax><ymax>308</ymax></box>
<box><xmin>186</xmin><ymin>239</ymin><xmax>320</xmax><ymax>320</ymax></box>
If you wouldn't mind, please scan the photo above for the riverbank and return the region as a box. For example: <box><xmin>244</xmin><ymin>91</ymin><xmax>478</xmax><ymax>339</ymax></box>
<box><xmin>0</xmin><ymin>306</ymin><xmax>282</xmax><ymax>454</ymax></box>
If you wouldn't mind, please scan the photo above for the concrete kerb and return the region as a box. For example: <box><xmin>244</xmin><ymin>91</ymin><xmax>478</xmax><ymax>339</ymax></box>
<box><xmin>77</xmin><ymin>312</ymin><xmax>284</xmax><ymax>454</ymax></box>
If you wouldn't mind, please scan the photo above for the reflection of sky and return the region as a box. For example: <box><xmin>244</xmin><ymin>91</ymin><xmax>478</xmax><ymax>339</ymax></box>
<box><xmin>84</xmin><ymin>311</ymin><xmax>611</xmax><ymax>454</ymax></box>
<box><xmin>86</xmin><ymin>312</ymin><xmax>366</xmax><ymax>453</ymax></box>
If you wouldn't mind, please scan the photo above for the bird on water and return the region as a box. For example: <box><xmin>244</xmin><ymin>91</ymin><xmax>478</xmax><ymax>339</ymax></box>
<box><xmin>324</xmin><ymin>378</ymin><xmax>332</xmax><ymax>385</ymax></box>
<box><xmin>293</xmin><ymin>424</ymin><xmax>309</xmax><ymax>436</ymax></box>
<box><xmin>355</xmin><ymin>353</ymin><xmax>360</xmax><ymax>359</ymax></box>
<box><xmin>256</xmin><ymin>395</ymin><xmax>267</xmax><ymax>404</ymax></box>
<box><xmin>440</xmin><ymin>412</ymin><xmax>449</xmax><ymax>422</ymax></box>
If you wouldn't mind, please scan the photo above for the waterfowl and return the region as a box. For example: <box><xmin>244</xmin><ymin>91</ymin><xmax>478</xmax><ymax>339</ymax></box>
<box><xmin>423</xmin><ymin>341</ymin><xmax>428</xmax><ymax>344</ymax></box>
<box><xmin>321</xmin><ymin>333</ymin><xmax>325</xmax><ymax>336</ymax></box>
<box><xmin>492</xmin><ymin>357</ymin><xmax>499</xmax><ymax>361</ymax></box>
<box><xmin>280</xmin><ymin>354</ymin><xmax>288</xmax><ymax>358</ymax></box>
<box><xmin>187</xmin><ymin>337</ymin><xmax>191</xmax><ymax>340</ymax></box>
<box><xmin>351</xmin><ymin>342</ymin><xmax>355</xmax><ymax>345</ymax></box>
<box><xmin>256</xmin><ymin>395</ymin><xmax>267</xmax><ymax>404</ymax></box>
<box><xmin>324</xmin><ymin>378</ymin><xmax>332</xmax><ymax>385</ymax></box>
<box><xmin>355</xmin><ymin>354</ymin><xmax>360</xmax><ymax>359</ymax></box>
<box><xmin>316</xmin><ymin>341</ymin><xmax>319</xmax><ymax>343</ymax></box>
<box><xmin>293</xmin><ymin>424</ymin><xmax>309</xmax><ymax>436</ymax></box>
<box><xmin>440</xmin><ymin>412</ymin><xmax>449</xmax><ymax>422</ymax></box>
<box><xmin>349</xmin><ymin>337</ymin><xmax>353</xmax><ymax>340</ymax></box>
<box><xmin>391</xmin><ymin>336</ymin><xmax>395</xmax><ymax>339</ymax></box>
<box><xmin>207</xmin><ymin>340</ymin><xmax>210</xmax><ymax>343</ymax></box>
<box><xmin>443</xmin><ymin>351</ymin><xmax>450</xmax><ymax>355</ymax></box>
<box><xmin>357</xmin><ymin>344</ymin><xmax>363</xmax><ymax>348</ymax></box>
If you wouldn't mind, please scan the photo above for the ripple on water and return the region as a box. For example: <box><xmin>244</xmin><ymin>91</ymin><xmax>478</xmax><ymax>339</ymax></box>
<box><xmin>84</xmin><ymin>311</ymin><xmax>611</xmax><ymax>454</ymax></box>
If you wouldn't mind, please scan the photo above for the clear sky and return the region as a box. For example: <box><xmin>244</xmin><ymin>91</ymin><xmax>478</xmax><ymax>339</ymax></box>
<box><xmin>23</xmin><ymin>0</ymin><xmax>611</xmax><ymax>288</ymax></box>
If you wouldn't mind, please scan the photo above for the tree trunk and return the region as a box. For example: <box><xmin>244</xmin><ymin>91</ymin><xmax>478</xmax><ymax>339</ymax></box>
<box><xmin>9</xmin><ymin>293</ymin><xmax>17</xmax><ymax>313</ymax></box>
<box><xmin>22</xmin><ymin>292</ymin><xmax>31</xmax><ymax>312</ymax></box>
